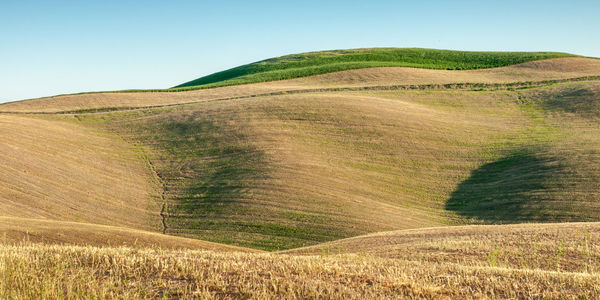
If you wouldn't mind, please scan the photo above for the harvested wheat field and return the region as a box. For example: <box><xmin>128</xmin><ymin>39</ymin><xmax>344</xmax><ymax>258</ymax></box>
<box><xmin>1</xmin><ymin>48</ymin><xmax>600</xmax><ymax>298</ymax></box>
<box><xmin>285</xmin><ymin>222</ymin><xmax>600</xmax><ymax>272</ymax></box>
<box><xmin>1</xmin><ymin>223</ymin><xmax>599</xmax><ymax>299</ymax></box>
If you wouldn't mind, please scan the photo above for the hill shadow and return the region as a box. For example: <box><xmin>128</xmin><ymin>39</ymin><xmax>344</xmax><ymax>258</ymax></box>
<box><xmin>446</xmin><ymin>149</ymin><xmax>565</xmax><ymax>222</ymax></box>
<box><xmin>155</xmin><ymin>118</ymin><xmax>267</xmax><ymax>217</ymax></box>
<box><xmin>543</xmin><ymin>84</ymin><xmax>600</xmax><ymax>119</ymax></box>
<box><xmin>523</xmin><ymin>83</ymin><xmax>600</xmax><ymax>119</ymax></box>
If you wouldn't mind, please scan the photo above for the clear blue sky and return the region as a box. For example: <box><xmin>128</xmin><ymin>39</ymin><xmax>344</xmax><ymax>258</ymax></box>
<box><xmin>1</xmin><ymin>0</ymin><xmax>599</xmax><ymax>103</ymax></box>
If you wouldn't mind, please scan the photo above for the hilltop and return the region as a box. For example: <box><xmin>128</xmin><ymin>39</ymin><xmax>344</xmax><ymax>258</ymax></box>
<box><xmin>174</xmin><ymin>48</ymin><xmax>575</xmax><ymax>90</ymax></box>
<box><xmin>2</xmin><ymin>56</ymin><xmax>599</xmax><ymax>113</ymax></box>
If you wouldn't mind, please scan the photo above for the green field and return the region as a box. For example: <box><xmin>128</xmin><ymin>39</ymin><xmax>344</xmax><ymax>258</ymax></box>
<box><xmin>174</xmin><ymin>48</ymin><xmax>575</xmax><ymax>90</ymax></box>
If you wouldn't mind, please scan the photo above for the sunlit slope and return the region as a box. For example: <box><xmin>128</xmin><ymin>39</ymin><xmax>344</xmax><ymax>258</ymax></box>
<box><xmin>283</xmin><ymin>222</ymin><xmax>600</xmax><ymax>273</ymax></box>
<box><xmin>174</xmin><ymin>48</ymin><xmax>575</xmax><ymax>89</ymax></box>
<box><xmin>0</xmin><ymin>217</ymin><xmax>257</xmax><ymax>252</ymax></box>
<box><xmin>2</xmin><ymin>57</ymin><xmax>599</xmax><ymax>113</ymax></box>
<box><xmin>0</xmin><ymin>115</ymin><xmax>160</xmax><ymax>230</ymax></box>
<box><xmin>71</xmin><ymin>80</ymin><xmax>600</xmax><ymax>250</ymax></box>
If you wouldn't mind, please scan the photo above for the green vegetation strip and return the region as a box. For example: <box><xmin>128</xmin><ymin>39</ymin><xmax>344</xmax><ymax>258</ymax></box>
<box><xmin>174</xmin><ymin>48</ymin><xmax>575</xmax><ymax>89</ymax></box>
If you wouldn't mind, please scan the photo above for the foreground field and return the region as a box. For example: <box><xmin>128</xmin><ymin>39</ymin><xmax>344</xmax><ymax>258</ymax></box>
<box><xmin>1</xmin><ymin>223</ymin><xmax>598</xmax><ymax>299</ymax></box>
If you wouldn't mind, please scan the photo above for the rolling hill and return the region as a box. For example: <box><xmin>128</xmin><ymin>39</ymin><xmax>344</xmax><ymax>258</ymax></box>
<box><xmin>2</xmin><ymin>56</ymin><xmax>599</xmax><ymax>113</ymax></box>
<box><xmin>1</xmin><ymin>49</ymin><xmax>600</xmax><ymax>251</ymax></box>
<box><xmin>173</xmin><ymin>48</ymin><xmax>576</xmax><ymax>89</ymax></box>
<box><xmin>71</xmin><ymin>81</ymin><xmax>600</xmax><ymax>250</ymax></box>
<box><xmin>1</xmin><ymin>47</ymin><xmax>600</xmax><ymax>298</ymax></box>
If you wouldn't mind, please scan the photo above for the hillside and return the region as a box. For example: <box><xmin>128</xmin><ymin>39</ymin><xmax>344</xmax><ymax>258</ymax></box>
<box><xmin>51</xmin><ymin>80</ymin><xmax>598</xmax><ymax>251</ymax></box>
<box><xmin>0</xmin><ymin>114</ymin><xmax>161</xmax><ymax>230</ymax></box>
<box><xmin>0</xmin><ymin>50</ymin><xmax>599</xmax><ymax>251</ymax></box>
<box><xmin>174</xmin><ymin>48</ymin><xmax>575</xmax><ymax>89</ymax></box>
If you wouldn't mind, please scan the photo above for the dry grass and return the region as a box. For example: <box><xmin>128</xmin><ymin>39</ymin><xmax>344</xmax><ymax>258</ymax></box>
<box><xmin>286</xmin><ymin>222</ymin><xmax>600</xmax><ymax>273</ymax></box>
<box><xmin>0</xmin><ymin>115</ymin><xmax>161</xmax><ymax>231</ymax></box>
<box><xmin>1</xmin><ymin>57</ymin><xmax>599</xmax><ymax>113</ymax></box>
<box><xmin>1</xmin><ymin>223</ymin><xmax>599</xmax><ymax>299</ymax></box>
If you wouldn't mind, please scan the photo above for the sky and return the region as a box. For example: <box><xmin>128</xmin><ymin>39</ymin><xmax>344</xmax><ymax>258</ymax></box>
<box><xmin>1</xmin><ymin>0</ymin><xmax>599</xmax><ymax>103</ymax></box>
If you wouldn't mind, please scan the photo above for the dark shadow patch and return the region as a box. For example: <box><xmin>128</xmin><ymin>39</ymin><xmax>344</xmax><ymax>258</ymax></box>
<box><xmin>156</xmin><ymin>117</ymin><xmax>267</xmax><ymax>216</ymax></box>
<box><xmin>445</xmin><ymin>149</ymin><xmax>567</xmax><ymax>222</ymax></box>
<box><xmin>118</xmin><ymin>109</ymin><xmax>349</xmax><ymax>250</ymax></box>
<box><xmin>523</xmin><ymin>83</ymin><xmax>600</xmax><ymax>119</ymax></box>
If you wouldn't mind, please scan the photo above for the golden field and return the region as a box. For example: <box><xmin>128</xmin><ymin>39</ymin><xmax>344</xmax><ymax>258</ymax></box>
<box><xmin>1</xmin><ymin>223</ymin><xmax>599</xmax><ymax>299</ymax></box>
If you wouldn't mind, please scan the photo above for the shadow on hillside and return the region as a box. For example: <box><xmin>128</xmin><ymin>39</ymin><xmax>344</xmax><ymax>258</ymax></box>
<box><xmin>544</xmin><ymin>85</ymin><xmax>600</xmax><ymax>118</ymax></box>
<box><xmin>150</xmin><ymin>117</ymin><xmax>268</xmax><ymax>218</ymax></box>
<box><xmin>179</xmin><ymin>144</ymin><xmax>266</xmax><ymax>215</ymax></box>
<box><xmin>524</xmin><ymin>83</ymin><xmax>600</xmax><ymax>119</ymax></box>
<box><xmin>445</xmin><ymin>149</ymin><xmax>565</xmax><ymax>223</ymax></box>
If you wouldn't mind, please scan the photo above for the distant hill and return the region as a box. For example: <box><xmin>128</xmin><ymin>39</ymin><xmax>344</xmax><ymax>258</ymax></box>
<box><xmin>3</xmin><ymin>56</ymin><xmax>599</xmax><ymax>114</ymax></box>
<box><xmin>174</xmin><ymin>48</ymin><xmax>575</xmax><ymax>90</ymax></box>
